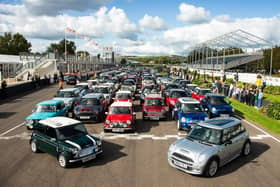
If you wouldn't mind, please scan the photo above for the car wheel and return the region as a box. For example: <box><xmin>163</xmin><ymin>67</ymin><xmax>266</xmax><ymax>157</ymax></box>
<box><xmin>58</xmin><ymin>154</ymin><xmax>68</xmax><ymax>168</ymax></box>
<box><xmin>31</xmin><ymin>140</ymin><xmax>39</xmax><ymax>153</ymax></box>
<box><xmin>177</xmin><ymin>120</ymin><xmax>181</xmax><ymax>130</ymax></box>
<box><xmin>242</xmin><ymin>141</ymin><xmax>251</xmax><ymax>156</ymax></box>
<box><xmin>204</xmin><ymin>158</ymin><xmax>219</xmax><ymax>177</ymax></box>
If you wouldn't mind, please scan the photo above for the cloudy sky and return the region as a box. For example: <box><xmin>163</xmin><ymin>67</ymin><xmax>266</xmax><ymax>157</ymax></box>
<box><xmin>0</xmin><ymin>0</ymin><xmax>280</xmax><ymax>55</ymax></box>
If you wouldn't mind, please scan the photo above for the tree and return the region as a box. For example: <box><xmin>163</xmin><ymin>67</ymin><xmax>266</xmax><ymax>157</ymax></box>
<box><xmin>0</xmin><ymin>32</ymin><xmax>31</xmax><ymax>55</ymax></box>
<box><xmin>77</xmin><ymin>51</ymin><xmax>90</xmax><ymax>57</ymax></box>
<box><xmin>46</xmin><ymin>39</ymin><xmax>76</xmax><ymax>56</ymax></box>
<box><xmin>120</xmin><ymin>58</ymin><xmax>127</xmax><ymax>65</ymax></box>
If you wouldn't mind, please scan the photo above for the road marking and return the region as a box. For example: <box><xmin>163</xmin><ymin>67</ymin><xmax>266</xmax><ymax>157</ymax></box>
<box><xmin>0</xmin><ymin>122</ymin><xmax>25</xmax><ymax>137</ymax></box>
<box><xmin>242</xmin><ymin>119</ymin><xmax>280</xmax><ymax>143</ymax></box>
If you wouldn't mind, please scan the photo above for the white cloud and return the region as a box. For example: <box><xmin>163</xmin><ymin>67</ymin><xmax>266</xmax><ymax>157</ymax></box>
<box><xmin>139</xmin><ymin>14</ymin><xmax>167</xmax><ymax>30</ymax></box>
<box><xmin>177</xmin><ymin>3</ymin><xmax>210</xmax><ymax>24</ymax></box>
<box><xmin>23</xmin><ymin>0</ymin><xmax>111</xmax><ymax>15</ymax></box>
<box><xmin>0</xmin><ymin>5</ymin><xmax>139</xmax><ymax>41</ymax></box>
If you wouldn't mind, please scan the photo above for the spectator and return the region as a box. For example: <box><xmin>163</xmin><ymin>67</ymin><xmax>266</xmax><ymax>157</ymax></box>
<box><xmin>257</xmin><ymin>89</ymin><xmax>263</xmax><ymax>109</ymax></box>
<box><xmin>228</xmin><ymin>83</ymin><xmax>234</xmax><ymax>98</ymax></box>
<box><xmin>58</xmin><ymin>79</ymin><xmax>64</xmax><ymax>90</ymax></box>
<box><xmin>53</xmin><ymin>73</ymin><xmax>58</xmax><ymax>83</ymax></box>
<box><xmin>1</xmin><ymin>80</ymin><xmax>7</xmax><ymax>98</ymax></box>
<box><xmin>249</xmin><ymin>89</ymin><xmax>256</xmax><ymax>106</ymax></box>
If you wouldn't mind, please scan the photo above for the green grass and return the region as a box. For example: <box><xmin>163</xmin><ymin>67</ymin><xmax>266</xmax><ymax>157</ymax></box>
<box><xmin>264</xmin><ymin>93</ymin><xmax>280</xmax><ymax>103</ymax></box>
<box><xmin>229</xmin><ymin>99</ymin><xmax>280</xmax><ymax>135</ymax></box>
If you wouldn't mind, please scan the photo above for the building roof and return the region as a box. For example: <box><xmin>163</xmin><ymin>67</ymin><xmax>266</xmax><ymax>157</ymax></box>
<box><xmin>39</xmin><ymin>117</ymin><xmax>81</xmax><ymax>128</ymax></box>
<box><xmin>0</xmin><ymin>54</ymin><xmax>22</xmax><ymax>64</ymax></box>
<box><xmin>37</xmin><ymin>100</ymin><xmax>63</xmax><ymax>105</ymax></box>
<box><xmin>199</xmin><ymin>117</ymin><xmax>240</xmax><ymax>130</ymax></box>
<box><xmin>111</xmin><ymin>101</ymin><xmax>132</xmax><ymax>107</ymax></box>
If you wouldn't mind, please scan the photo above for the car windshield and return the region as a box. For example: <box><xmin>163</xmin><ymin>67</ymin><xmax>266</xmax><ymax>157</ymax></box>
<box><xmin>93</xmin><ymin>87</ymin><xmax>109</xmax><ymax>93</ymax></box>
<box><xmin>171</xmin><ymin>91</ymin><xmax>188</xmax><ymax>98</ymax></box>
<box><xmin>145</xmin><ymin>98</ymin><xmax>163</xmax><ymax>106</ymax></box>
<box><xmin>80</xmin><ymin>98</ymin><xmax>100</xmax><ymax>105</ymax></box>
<box><xmin>116</xmin><ymin>93</ymin><xmax>131</xmax><ymax>99</ymax></box>
<box><xmin>166</xmin><ymin>84</ymin><xmax>179</xmax><ymax>89</ymax></box>
<box><xmin>34</xmin><ymin>105</ymin><xmax>56</xmax><ymax>112</ymax></box>
<box><xmin>56</xmin><ymin>91</ymin><xmax>77</xmax><ymax>98</ymax></box>
<box><xmin>57</xmin><ymin>124</ymin><xmax>87</xmax><ymax>140</ymax></box>
<box><xmin>188</xmin><ymin>125</ymin><xmax>222</xmax><ymax>145</ymax></box>
<box><xmin>199</xmin><ymin>90</ymin><xmax>211</xmax><ymax>95</ymax></box>
<box><xmin>181</xmin><ymin>103</ymin><xmax>203</xmax><ymax>113</ymax></box>
<box><xmin>187</xmin><ymin>86</ymin><xmax>197</xmax><ymax>91</ymax></box>
<box><xmin>210</xmin><ymin>97</ymin><xmax>228</xmax><ymax>105</ymax></box>
<box><xmin>110</xmin><ymin>107</ymin><xmax>131</xmax><ymax>114</ymax></box>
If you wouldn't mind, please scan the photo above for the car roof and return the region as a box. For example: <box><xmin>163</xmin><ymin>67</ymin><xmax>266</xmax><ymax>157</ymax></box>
<box><xmin>111</xmin><ymin>101</ymin><xmax>132</xmax><ymax>107</ymax></box>
<box><xmin>59</xmin><ymin>88</ymin><xmax>79</xmax><ymax>92</ymax></box>
<box><xmin>206</xmin><ymin>93</ymin><xmax>225</xmax><ymax>97</ymax></box>
<box><xmin>186</xmin><ymin>84</ymin><xmax>197</xmax><ymax>86</ymax></box>
<box><xmin>178</xmin><ymin>97</ymin><xmax>199</xmax><ymax>104</ymax></box>
<box><xmin>170</xmin><ymin>89</ymin><xmax>186</xmax><ymax>92</ymax></box>
<box><xmin>145</xmin><ymin>94</ymin><xmax>163</xmax><ymax>99</ymax></box>
<box><xmin>196</xmin><ymin>87</ymin><xmax>211</xmax><ymax>90</ymax></box>
<box><xmin>37</xmin><ymin>100</ymin><xmax>63</xmax><ymax>105</ymax></box>
<box><xmin>116</xmin><ymin>90</ymin><xmax>131</xmax><ymax>94</ymax></box>
<box><xmin>75</xmin><ymin>82</ymin><xmax>88</xmax><ymax>86</ymax></box>
<box><xmin>39</xmin><ymin>117</ymin><xmax>81</xmax><ymax>128</ymax></box>
<box><xmin>82</xmin><ymin>93</ymin><xmax>103</xmax><ymax>99</ymax></box>
<box><xmin>199</xmin><ymin>117</ymin><xmax>241</xmax><ymax>130</ymax></box>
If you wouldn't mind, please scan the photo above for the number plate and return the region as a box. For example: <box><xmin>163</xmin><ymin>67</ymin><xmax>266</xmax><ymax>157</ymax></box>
<box><xmin>112</xmin><ymin>128</ymin><xmax>124</xmax><ymax>132</ymax></box>
<box><xmin>151</xmin><ymin>116</ymin><xmax>159</xmax><ymax>120</ymax></box>
<box><xmin>173</xmin><ymin>160</ymin><xmax>188</xmax><ymax>169</ymax></box>
<box><xmin>80</xmin><ymin>116</ymin><xmax>90</xmax><ymax>119</ymax></box>
<box><xmin>82</xmin><ymin>154</ymin><xmax>96</xmax><ymax>163</ymax></box>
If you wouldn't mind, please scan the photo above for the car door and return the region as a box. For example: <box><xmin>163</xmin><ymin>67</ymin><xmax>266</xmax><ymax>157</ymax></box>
<box><xmin>219</xmin><ymin>127</ymin><xmax>237</xmax><ymax>165</ymax></box>
<box><xmin>44</xmin><ymin>127</ymin><xmax>58</xmax><ymax>156</ymax></box>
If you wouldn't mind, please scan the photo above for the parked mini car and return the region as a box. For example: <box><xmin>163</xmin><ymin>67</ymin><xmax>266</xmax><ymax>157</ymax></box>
<box><xmin>142</xmin><ymin>94</ymin><xmax>167</xmax><ymax>120</ymax></box>
<box><xmin>53</xmin><ymin>88</ymin><xmax>81</xmax><ymax>111</ymax></box>
<box><xmin>114</xmin><ymin>91</ymin><xmax>133</xmax><ymax>102</ymax></box>
<box><xmin>201</xmin><ymin>94</ymin><xmax>234</xmax><ymax>118</ymax></box>
<box><xmin>192</xmin><ymin>87</ymin><xmax>212</xmax><ymax>101</ymax></box>
<box><xmin>168</xmin><ymin>117</ymin><xmax>251</xmax><ymax>177</ymax></box>
<box><xmin>25</xmin><ymin>100</ymin><xmax>69</xmax><ymax>130</ymax></box>
<box><xmin>165</xmin><ymin>89</ymin><xmax>191</xmax><ymax>111</ymax></box>
<box><xmin>75</xmin><ymin>82</ymin><xmax>92</xmax><ymax>96</ymax></box>
<box><xmin>172</xmin><ymin>98</ymin><xmax>208</xmax><ymax>130</ymax></box>
<box><xmin>73</xmin><ymin>93</ymin><xmax>106</xmax><ymax>122</ymax></box>
<box><xmin>104</xmin><ymin>102</ymin><xmax>136</xmax><ymax>132</ymax></box>
<box><xmin>66</xmin><ymin>75</ymin><xmax>78</xmax><ymax>85</ymax></box>
<box><xmin>30</xmin><ymin>117</ymin><xmax>102</xmax><ymax>168</ymax></box>
<box><xmin>92</xmin><ymin>85</ymin><xmax>113</xmax><ymax>104</ymax></box>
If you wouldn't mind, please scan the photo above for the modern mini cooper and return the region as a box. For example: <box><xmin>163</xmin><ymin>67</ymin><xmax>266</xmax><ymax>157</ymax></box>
<box><xmin>30</xmin><ymin>117</ymin><xmax>102</xmax><ymax>168</ymax></box>
<box><xmin>104</xmin><ymin>101</ymin><xmax>136</xmax><ymax>132</ymax></box>
<box><xmin>172</xmin><ymin>98</ymin><xmax>208</xmax><ymax>130</ymax></box>
<box><xmin>168</xmin><ymin>117</ymin><xmax>251</xmax><ymax>177</ymax></box>
<box><xmin>142</xmin><ymin>94</ymin><xmax>167</xmax><ymax>120</ymax></box>
<box><xmin>25</xmin><ymin>100</ymin><xmax>69</xmax><ymax>129</ymax></box>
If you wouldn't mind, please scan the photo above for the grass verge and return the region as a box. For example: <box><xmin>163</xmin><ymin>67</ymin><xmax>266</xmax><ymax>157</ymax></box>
<box><xmin>264</xmin><ymin>93</ymin><xmax>280</xmax><ymax>103</ymax></box>
<box><xmin>229</xmin><ymin>98</ymin><xmax>280</xmax><ymax>135</ymax></box>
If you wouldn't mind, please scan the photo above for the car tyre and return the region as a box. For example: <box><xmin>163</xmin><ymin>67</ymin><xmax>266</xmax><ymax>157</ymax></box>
<box><xmin>58</xmin><ymin>154</ymin><xmax>69</xmax><ymax>168</ymax></box>
<box><xmin>242</xmin><ymin>140</ymin><xmax>251</xmax><ymax>156</ymax></box>
<box><xmin>204</xmin><ymin>158</ymin><xmax>219</xmax><ymax>177</ymax></box>
<box><xmin>31</xmin><ymin>140</ymin><xmax>39</xmax><ymax>153</ymax></box>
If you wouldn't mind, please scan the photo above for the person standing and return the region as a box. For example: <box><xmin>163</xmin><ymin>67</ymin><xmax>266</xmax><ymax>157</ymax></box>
<box><xmin>257</xmin><ymin>89</ymin><xmax>263</xmax><ymax>109</ymax></box>
<box><xmin>58</xmin><ymin>79</ymin><xmax>64</xmax><ymax>90</ymax></box>
<box><xmin>1</xmin><ymin>80</ymin><xmax>7</xmax><ymax>99</ymax></box>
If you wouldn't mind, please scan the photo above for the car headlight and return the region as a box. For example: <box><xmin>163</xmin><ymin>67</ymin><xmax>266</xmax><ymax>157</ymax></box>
<box><xmin>204</xmin><ymin>117</ymin><xmax>209</xmax><ymax>121</ymax></box>
<box><xmin>127</xmin><ymin>120</ymin><xmax>131</xmax><ymax>125</ymax></box>
<box><xmin>26</xmin><ymin>120</ymin><xmax>34</xmax><ymax>125</ymax></box>
<box><xmin>198</xmin><ymin>153</ymin><xmax>208</xmax><ymax>164</ymax></box>
<box><xmin>70</xmin><ymin>147</ymin><xmax>79</xmax><ymax>154</ymax></box>
<box><xmin>212</xmin><ymin>107</ymin><xmax>216</xmax><ymax>113</ymax></box>
<box><xmin>181</xmin><ymin>117</ymin><xmax>186</xmax><ymax>123</ymax></box>
<box><xmin>168</xmin><ymin>143</ymin><xmax>176</xmax><ymax>153</ymax></box>
<box><xmin>96</xmin><ymin>140</ymin><xmax>102</xmax><ymax>146</ymax></box>
<box><xmin>105</xmin><ymin>120</ymin><xmax>110</xmax><ymax>124</ymax></box>
<box><xmin>232</xmin><ymin>108</ymin><xmax>235</xmax><ymax>112</ymax></box>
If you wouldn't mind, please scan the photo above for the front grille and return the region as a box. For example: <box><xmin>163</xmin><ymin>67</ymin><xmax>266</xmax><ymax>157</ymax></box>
<box><xmin>172</xmin><ymin>152</ymin><xmax>194</xmax><ymax>163</ymax></box>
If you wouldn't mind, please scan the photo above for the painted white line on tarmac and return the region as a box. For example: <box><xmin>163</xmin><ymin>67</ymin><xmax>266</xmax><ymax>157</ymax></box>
<box><xmin>242</xmin><ymin>119</ymin><xmax>280</xmax><ymax>143</ymax></box>
<box><xmin>0</xmin><ymin>122</ymin><xmax>25</xmax><ymax>137</ymax></box>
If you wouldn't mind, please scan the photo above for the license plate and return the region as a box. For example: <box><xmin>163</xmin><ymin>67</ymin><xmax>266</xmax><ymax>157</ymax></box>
<box><xmin>112</xmin><ymin>128</ymin><xmax>124</xmax><ymax>132</ymax></box>
<box><xmin>82</xmin><ymin>154</ymin><xmax>95</xmax><ymax>163</ymax></box>
<box><xmin>151</xmin><ymin>116</ymin><xmax>159</xmax><ymax>120</ymax></box>
<box><xmin>80</xmin><ymin>116</ymin><xmax>90</xmax><ymax>119</ymax></box>
<box><xmin>173</xmin><ymin>160</ymin><xmax>188</xmax><ymax>169</ymax></box>
<box><xmin>221</xmin><ymin>114</ymin><xmax>229</xmax><ymax>117</ymax></box>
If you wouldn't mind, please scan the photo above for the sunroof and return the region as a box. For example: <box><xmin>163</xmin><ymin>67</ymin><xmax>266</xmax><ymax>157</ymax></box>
<box><xmin>207</xmin><ymin>119</ymin><xmax>234</xmax><ymax>126</ymax></box>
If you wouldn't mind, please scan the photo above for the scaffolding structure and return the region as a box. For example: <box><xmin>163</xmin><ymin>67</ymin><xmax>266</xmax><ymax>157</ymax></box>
<box><xmin>186</xmin><ymin>29</ymin><xmax>274</xmax><ymax>75</ymax></box>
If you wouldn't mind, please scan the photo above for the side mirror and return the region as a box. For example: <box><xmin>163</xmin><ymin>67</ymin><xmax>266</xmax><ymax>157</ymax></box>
<box><xmin>225</xmin><ymin>140</ymin><xmax>232</xmax><ymax>146</ymax></box>
<box><xmin>105</xmin><ymin>112</ymin><xmax>108</xmax><ymax>115</ymax></box>
<box><xmin>50</xmin><ymin>138</ymin><xmax>56</xmax><ymax>142</ymax></box>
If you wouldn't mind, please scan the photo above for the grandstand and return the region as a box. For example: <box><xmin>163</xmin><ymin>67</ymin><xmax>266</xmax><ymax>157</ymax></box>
<box><xmin>185</xmin><ymin>29</ymin><xmax>273</xmax><ymax>75</ymax></box>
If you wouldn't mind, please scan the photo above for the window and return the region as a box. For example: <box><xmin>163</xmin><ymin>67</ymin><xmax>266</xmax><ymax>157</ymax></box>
<box><xmin>45</xmin><ymin>127</ymin><xmax>57</xmax><ymax>138</ymax></box>
<box><xmin>222</xmin><ymin>124</ymin><xmax>244</xmax><ymax>142</ymax></box>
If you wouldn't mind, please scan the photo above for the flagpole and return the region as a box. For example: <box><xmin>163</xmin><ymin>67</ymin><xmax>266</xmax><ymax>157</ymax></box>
<box><xmin>65</xmin><ymin>28</ymin><xmax>69</xmax><ymax>73</ymax></box>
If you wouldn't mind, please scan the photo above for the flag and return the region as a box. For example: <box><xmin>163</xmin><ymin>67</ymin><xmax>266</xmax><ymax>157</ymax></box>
<box><xmin>66</xmin><ymin>27</ymin><xmax>75</xmax><ymax>33</ymax></box>
<box><xmin>84</xmin><ymin>37</ymin><xmax>92</xmax><ymax>41</ymax></box>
